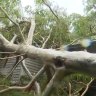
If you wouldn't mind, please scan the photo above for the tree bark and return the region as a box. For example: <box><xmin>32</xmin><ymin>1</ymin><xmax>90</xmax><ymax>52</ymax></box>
<box><xmin>0</xmin><ymin>34</ymin><xmax>96</xmax><ymax>77</ymax></box>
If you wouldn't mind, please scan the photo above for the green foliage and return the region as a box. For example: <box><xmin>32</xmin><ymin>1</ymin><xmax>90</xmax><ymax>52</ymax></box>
<box><xmin>51</xmin><ymin>74</ymin><xmax>91</xmax><ymax>96</ymax></box>
<box><xmin>34</xmin><ymin>8</ymin><xmax>70</xmax><ymax>48</ymax></box>
<box><xmin>69</xmin><ymin>12</ymin><xmax>96</xmax><ymax>40</ymax></box>
<box><xmin>0</xmin><ymin>0</ymin><xmax>22</xmax><ymax>26</ymax></box>
<box><xmin>0</xmin><ymin>21</ymin><xmax>30</xmax><ymax>41</ymax></box>
<box><xmin>36</xmin><ymin>0</ymin><xmax>44</xmax><ymax>5</ymax></box>
<box><xmin>84</xmin><ymin>0</ymin><xmax>96</xmax><ymax>13</ymax></box>
<box><xmin>71</xmin><ymin>15</ymin><xmax>92</xmax><ymax>37</ymax></box>
<box><xmin>0</xmin><ymin>75</ymin><xmax>10</xmax><ymax>85</ymax></box>
<box><xmin>0</xmin><ymin>0</ymin><xmax>96</xmax><ymax>96</ymax></box>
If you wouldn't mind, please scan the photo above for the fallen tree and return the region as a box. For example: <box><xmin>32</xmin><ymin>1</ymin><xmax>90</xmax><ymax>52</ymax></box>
<box><xmin>0</xmin><ymin>34</ymin><xmax>96</xmax><ymax>96</ymax></box>
<box><xmin>0</xmin><ymin>2</ymin><xmax>96</xmax><ymax>95</ymax></box>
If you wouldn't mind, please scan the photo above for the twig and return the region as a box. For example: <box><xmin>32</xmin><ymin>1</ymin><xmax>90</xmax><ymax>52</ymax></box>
<box><xmin>73</xmin><ymin>80</ymin><xmax>86</xmax><ymax>86</ymax></box>
<box><xmin>0</xmin><ymin>54</ymin><xmax>25</xmax><ymax>60</ymax></box>
<box><xmin>73</xmin><ymin>87</ymin><xmax>83</xmax><ymax>96</ymax></box>
<box><xmin>42</xmin><ymin>32</ymin><xmax>51</xmax><ymax>48</ymax></box>
<box><xmin>17</xmin><ymin>24</ymin><xmax>26</xmax><ymax>43</ymax></box>
<box><xmin>0</xmin><ymin>51</ymin><xmax>16</xmax><ymax>54</ymax></box>
<box><xmin>0</xmin><ymin>86</ymin><xmax>26</xmax><ymax>93</ymax></box>
<box><xmin>69</xmin><ymin>37</ymin><xmax>83</xmax><ymax>45</ymax></box>
<box><xmin>81</xmin><ymin>78</ymin><xmax>94</xmax><ymax>96</ymax></box>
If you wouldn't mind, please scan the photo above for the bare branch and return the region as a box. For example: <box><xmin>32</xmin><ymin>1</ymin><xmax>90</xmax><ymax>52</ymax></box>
<box><xmin>42</xmin><ymin>32</ymin><xmax>51</xmax><ymax>48</ymax></box>
<box><xmin>68</xmin><ymin>82</ymin><xmax>72</xmax><ymax>96</ymax></box>
<box><xmin>5</xmin><ymin>57</ymin><xmax>26</xmax><ymax>79</ymax></box>
<box><xmin>0</xmin><ymin>52</ymin><xmax>16</xmax><ymax>54</ymax></box>
<box><xmin>42</xmin><ymin>71</ymin><xmax>58</xmax><ymax>96</ymax></box>
<box><xmin>0</xmin><ymin>6</ymin><xmax>25</xmax><ymax>43</ymax></box>
<box><xmin>21</xmin><ymin>56</ymin><xmax>41</xmax><ymax>96</ymax></box>
<box><xmin>42</xmin><ymin>0</ymin><xmax>59</xmax><ymax>20</ymax></box>
<box><xmin>10</xmin><ymin>34</ymin><xmax>17</xmax><ymax>43</ymax></box>
<box><xmin>1</xmin><ymin>34</ymin><xmax>96</xmax><ymax>78</ymax></box>
<box><xmin>81</xmin><ymin>78</ymin><xmax>94</xmax><ymax>96</ymax></box>
<box><xmin>25</xmin><ymin>66</ymin><xmax>45</xmax><ymax>92</ymax></box>
<box><xmin>0</xmin><ymin>66</ymin><xmax>45</xmax><ymax>94</ymax></box>
<box><xmin>0</xmin><ymin>54</ymin><xmax>25</xmax><ymax>60</ymax></box>
<box><xmin>35</xmin><ymin>82</ymin><xmax>41</xmax><ymax>96</ymax></box>
<box><xmin>0</xmin><ymin>6</ymin><xmax>18</xmax><ymax>26</ymax></box>
<box><xmin>0</xmin><ymin>85</ymin><xmax>27</xmax><ymax>94</ymax></box>
<box><xmin>21</xmin><ymin>57</ymin><xmax>32</xmax><ymax>78</ymax></box>
<box><xmin>17</xmin><ymin>24</ymin><xmax>26</xmax><ymax>43</ymax></box>
<box><xmin>26</xmin><ymin>18</ymin><xmax>35</xmax><ymax>45</ymax></box>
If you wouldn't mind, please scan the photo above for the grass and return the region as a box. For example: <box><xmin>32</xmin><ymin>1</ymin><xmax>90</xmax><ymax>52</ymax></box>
<box><xmin>1</xmin><ymin>91</ymin><xmax>34</xmax><ymax>96</ymax></box>
<box><xmin>0</xmin><ymin>73</ymin><xmax>92</xmax><ymax>96</ymax></box>
<box><xmin>0</xmin><ymin>75</ymin><xmax>34</xmax><ymax>96</ymax></box>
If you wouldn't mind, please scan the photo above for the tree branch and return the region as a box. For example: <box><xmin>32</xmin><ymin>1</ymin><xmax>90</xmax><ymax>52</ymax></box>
<box><xmin>1</xmin><ymin>34</ymin><xmax>96</xmax><ymax>77</ymax></box>
<box><xmin>5</xmin><ymin>57</ymin><xmax>26</xmax><ymax>79</ymax></box>
<box><xmin>42</xmin><ymin>71</ymin><xmax>58</xmax><ymax>96</ymax></box>
<box><xmin>25</xmin><ymin>66</ymin><xmax>45</xmax><ymax>92</ymax></box>
<box><xmin>81</xmin><ymin>78</ymin><xmax>94</xmax><ymax>96</ymax></box>
<box><xmin>0</xmin><ymin>54</ymin><xmax>25</xmax><ymax>60</ymax></box>
<box><xmin>0</xmin><ymin>66</ymin><xmax>45</xmax><ymax>94</ymax></box>
<box><xmin>26</xmin><ymin>18</ymin><xmax>35</xmax><ymax>45</ymax></box>
<box><xmin>0</xmin><ymin>86</ymin><xmax>26</xmax><ymax>93</ymax></box>
<box><xmin>0</xmin><ymin>6</ymin><xmax>25</xmax><ymax>43</ymax></box>
<box><xmin>10</xmin><ymin>34</ymin><xmax>17</xmax><ymax>43</ymax></box>
<box><xmin>42</xmin><ymin>0</ymin><xmax>59</xmax><ymax>20</ymax></box>
<box><xmin>68</xmin><ymin>82</ymin><xmax>72</xmax><ymax>96</ymax></box>
<box><xmin>21</xmin><ymin>56</ymin><xmax>41</xmax><ymax>95</ymax></box>
<box><xmin>42</xmin><ymin>32</ymin><xmax>51</xmax><ymax>48</ymax></box>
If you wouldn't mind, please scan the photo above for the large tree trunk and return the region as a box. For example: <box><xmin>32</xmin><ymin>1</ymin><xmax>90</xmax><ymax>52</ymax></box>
<box><xmin>0</xmin><ymin>34</ymin><xmax>96</xmax><ymax>77</ymax></box>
